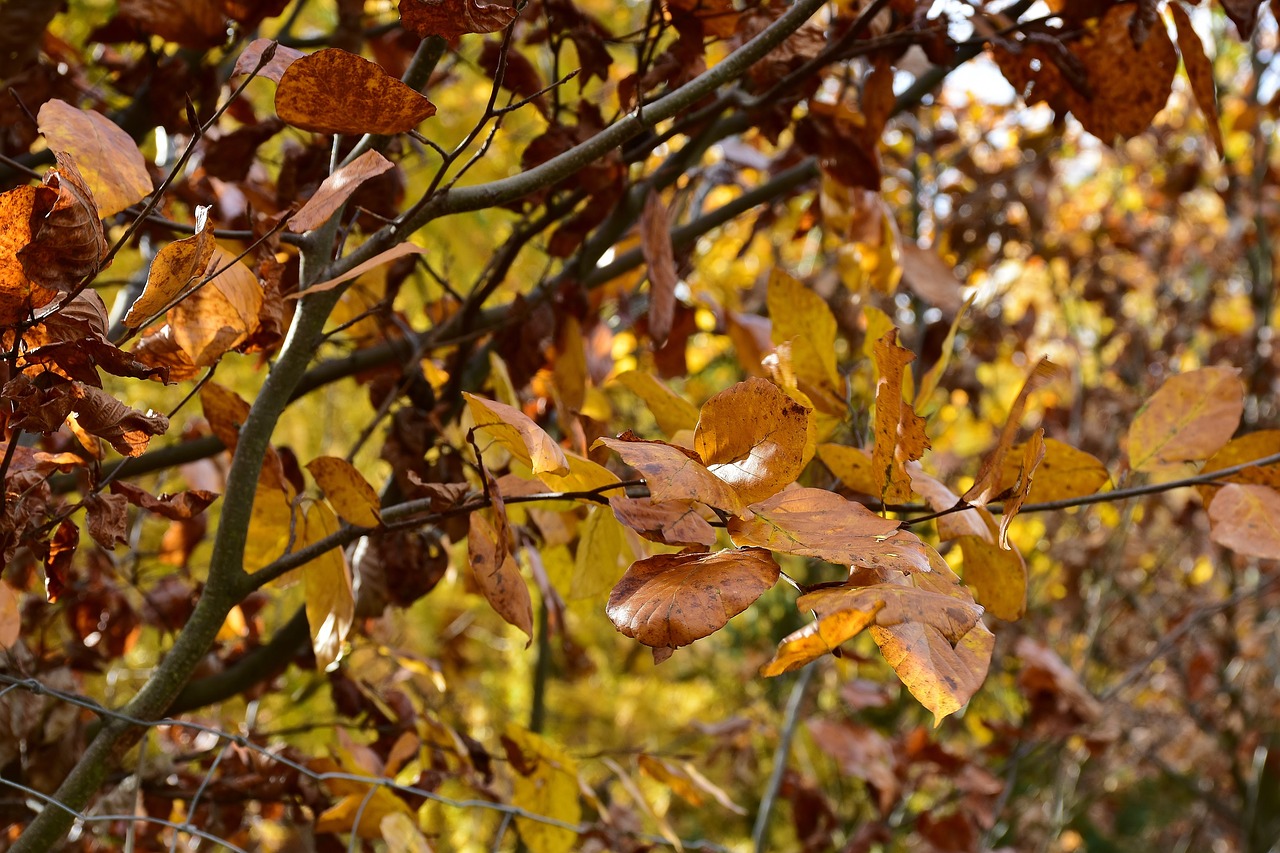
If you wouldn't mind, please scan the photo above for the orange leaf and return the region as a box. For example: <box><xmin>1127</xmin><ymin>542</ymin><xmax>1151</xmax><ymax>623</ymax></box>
<box><xmin>727</xmin><ymin>486</ymin><xmax>900</xmax><ymax>565</ymax></box>
<box><xmin>1197</xmin><ymin>430</ymin><xmax>1280</xmax><ymax>505</ymax></box>
<box><xmin>871</xmin><ymin>331</ymin><xmax>929</xmax><ymax>503</ymax></box>
<box><xmin>170</xmin><ymin>245</ymin><xmax>263</xmax><ymax>366</ymax></box>
<box><xmin>123</xmin><ymin>205</ymin><xmax>216</xmax><ymax>328</ymax></box>
<box><xmin>641</xmin><ymin>190</ymin><xmax>677</xmax><ymax>348</ymax></box>
<box><xmin>693</xmin><ymin>377</ymin><xmax>810</xmax><ymax>505</ymax></box>
<box><xmin>466</xmin><ymin>392</ymin><xmax>569</xmax><ymax>476</ymax></box>
<box><xmin>997</xmin><ymin>427</ymin><xmax>1046</xmax><ymax>549</ymax></box>
<box><xmin>289</xmin><ymin>150</ymin><xmax>395</xmax><ymax>233</ymax></box>
<box><xmin>0</xmin><ymin>185</ymin><xmax>57</xmax><ymax>324</ymax></box>
<box><xmin>761</xmin><ymin>601</ymin><xmax>884</xmax><ymax>676</ymax></box>
<box><xmin>468</xmin><ymin>512</ymin><xmax>534</xmax><ymax>644</ymax></box>
<box><xmin>19</xmin><ymin>154</ymin><xmax>108</xmax><ymax>297</ymax></box>
<box><xmin>1208</xmin><ymin>484</ymin><xmax>1280</xmax><ymax>559</ymax></box>
<box><xmin>1170</xmin><ymin>2</ymin><xmax>1224</xmax><ymax>157</ymax></box>
<box><xmin>399</xmin><ymin>0</ymin><xmax>519</xmax><ymax>39</ymax></box>
<box><xmin>1069</xmin><ymin>5</ymin><xmax>1178</xmax><ymax>141</ymax></box>
<box><xmin>38</xmin><ymin>100</ymin><xmax>152</xmax><ymax>218</ymax></box>
<box><xmin>275</xmin><ymin>49</ymin><xmax>437</xmax><ymax>135</ymax></box>
<box><xmin>307</xmin><ymin>456</ymin><xmax>382</xmax><ymax>527</ymax></box>
<box><xmin>964</xmin><ymin>358</ymin><xmax>1061</xmax><ymax>506</ymax></box>
<box><xmin>606</xmin><ymin>547</ymin><xmax>779</xmax><ymax>649</ymax></box>
<box><xmin>1128</xmin><ymin>366</ymin><xmax>1243</xmax><ymax>471</ymax></box>
<box><xmin>594</xmin><ymin>434</ymin><xmax>744</xmax><ymax>514</ymax></box>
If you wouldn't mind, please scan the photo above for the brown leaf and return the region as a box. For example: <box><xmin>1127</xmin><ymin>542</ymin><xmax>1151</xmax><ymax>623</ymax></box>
<box><xmin>232</xmin><ymin>38</ymin><xmax>304</xmax><ymax>84</ymax></box>
<box><xmin>727</xmin><ymin>487</ymin><xmax>900</xmax><ymax>565</ymax></box>
<box><xmin>669</xmin><ymin>0</ymin><xmax>739</xmax><ymax>38</ymax></box>
<box><xmin>466</xmin><ymin>392</ymin><xmax>569</xmax><ymax>476</ymax></box>
<box><xmin>123</xmin><ymin>205</ymin><xmax>216</xmax><ymax>328</ymax></box>
<box><xmin>275</xmin><ymin>49</ymin><xmax>437</xmax><ymax>135</ymax></box>
<box><xmin>1219</xmin><ymin>0</ymin><xmax>1263</xmax><ymax>38</ymax></box>
<box><xmin>872</xmin><ymin>331</ymin><xmax>929</xmax><ymax>504</ymax></box>
<box><xmin>606</xmin><ymin>547</ymin><xmax>779</xmax><ymax>649</ymax></box>
<box><xmin>761</xmin><ymin>602</ymin><xmax>884</xmax><ymax>676</ymax></box>
<box><xmin>468</xmin><ymin>512</ymin><xmax>534</xmax><ymax>644</ymax></box>
<box><xmin>84</xmin><ymin>493</ymin><xmax>129</xmax><ymax>549</ymax></box>
<box><xmin>170</xmin><ymin>244</ymin><xmax>263</xmax><ymax>366</ymax></box>
<box><xmin>19</xmin><ymin>154</ymin><xmax>109</xmax><ymax>296</ymax></box>
<box><xmin>694</xmin><ymin>377</ymin><xmax>811</xmax><ymax>505</ymax></box>
<box><xmin>807</xmin><ymin>719</ymin><xmax>900</xmax><ymax>815</ymax></box>
<box><xmin>69</xmin><ymin>383</ymin><xmax>169</xmax><ymax>456</ymax></box>
<box><xmin>594</xmin><ymin>434</ymin><xmax>744</xmax><ymax>514</ymax></box>
<box><xmin>898</xmin><ymin>243</ymin><xmax>965</xmax><ymax>316</ymax></box>
<box><xmin>119</xmin><ymin>0</ymin><xmax>227</xmax><ymax>49</ymax></box>
<box><xmin>399</xmin><ymin>0</ymin><xmax>520</xmax><ymax>39</ymax></box>
<box><xmin>0</xmin><ymin>185</ymin><xmax>56</xmax><ymax>324</ymax></box>
<box><xmin>287</xmin><ymin>243</ymin><xmax>426</xmax><ymax>298</ymax></box>
<box><xmin>130</xmin><ymin>325</ymin><xmax>200</xmax><ymax>381</ymax></box>
<box><xmin>996</xmin><ymin>427</ymin><xmax>1046</xmax><ymax>549</ymax></box>
<box><xmin>1170</xmin><ymin>2</ymin><xmax>1224</xmax><ymax>157</ymax></box>
<box><xmin>1128</xmin><ymin>366</ymin><xmax>1243</xmax><ymax>471</ymax></box>
<box><xmin>609</xmin><ymin>496</ymin><xmax>716</xmax><ymax>547</ymax></box>
<box><xmin>1208</xmin><ymin>484</ymin><xmax>1280</xmax><ymax>559</ymax></box>
<box><xmin>641</xmin><ymin>190</ymin><xmax>677</xmax><ymax>348</ymax></box>
<box><xmin>38</xmin><ymin>100</ymin><xmax>153</xmax><ymax>218</ymax></box>
<box><xmin>963</xmin><ymin>358</ymin><xmax>1061</xmax><ymax>507</ymax></box>
<box><xmin>44</xmin><ymin>518</ymin><xmax>79</xmax><ymax>602</ymax></box>
<box><xmin>288</xmin><ymin>150</ymin><xmax>396</xmax><ymax>233</ymax></box>
<box><xmin>306</xmin><ymin>456</ymin><xmax>382</xmax><ymax>527</ymax></box>
<box><xmin>108</xmin><ymin>481</ymin><xmax>217</xmax><ymax>520</ymax></box>
<box><xmin>1015</xmin><ymin>636</ymin><xmax>1102</xmax><ymax>736</ymax></box>
<box><xmin>1196</xmin><ymin>430</ymin><xmax>1280</xmax><ymax>505</ymax></box>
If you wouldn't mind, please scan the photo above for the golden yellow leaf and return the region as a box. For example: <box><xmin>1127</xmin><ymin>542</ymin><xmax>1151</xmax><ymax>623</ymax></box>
<box><xmin>1196</xmin><ymin>430</ymin><xmax>1280</xmax><ymax>505</ymax></box>
<box><xmin>242</xmin><ymin>482</ymin><xmax>294</xmax><ymax>574</ymax></box>
<box><xmin>275</xmin><ymin>48</ymin><xmax>437</xmax><ymax>135</ymax></box>
<box><xmin>1208</xmin><ymin>484</ymin><xmax>1280</xmax><ymax>559</ymax></box>
<box><xmin>0</xmin><ymin>185</ymin><xmax>55</xmax><ymax>325</ymax></box>
<box><xmin>693</xmin><ymin>377</ymin><xmax>810</xmax><ymax>505</ymax></box>
<box><xmin>306</xmin><ymin>455</ymin><xmax>382</xmax><ymax>527</ymax></box>
<box><xmin>1128</xmin><ymin>366</ymin><xmax>1243</xmax><ymax>471</ymax></box>
<box><xmin>314</xmin><ymin>786</ymin><xmax>411</xmax><ymax>839</ymax></box>
<box><xmin>871</xmin><ymin>331</ymin><xmax>928</xmax><ymax>504</ymax></box>
<box><xmin>997</xmin><ymin>427</ymin><xmax>1046</xmax><ymax>549</ymax></box>
<box><xmin>964</xmin><ymin>358</ymin><xmax>1061</xmax><ymax>506</ymax></box>
<box><xmin>465</xmin><ymin>392</ymin><xmax>569</xmax><ymax>476</ymax></box>
<box><xmin>38</xmin><ymin>99</ymin><xmax>152</xmax><ymax>218</ymax></box>
<box><xmin>817</xmin><ymin>443</ymin><xmax>878</xmax><ymax>495</ymax></box>
<box><xmin>171</xmin><ymin>244</ymin><xmax>263</xmax><ymax>366</ymax></box>
<box><xmin>380</xmin><ymin>812</ymin><xmax>434</xmax><ymax>853</ymax></box>
<box><xmin>569</xmin><ymin>505</ymin><xmax>632</xmax><ymax>600</ymax></box>
<box><xmin>761</xmin><ymin>601</ymin><xmax>884</xmax><ymax>676</ymax></box>
<box><xmin>0</xmin><ymin>581</ymin><xmax>19</xmax><ymax>650</ymax></box>
<box><xmin>767</xmin><ymin>269</ymin><xmax>842</xmax><ymax>398</ymax></box>
<box><xmin>536</xmin><ymin>449</ymin><xmax>620</xmax><ymax>493</ymax></box>
<box><xmin>915</xmin><ymin>293</ymin><xmax>974</xmax><ymax>414</ymax></box>
<box><xmin>957</xmin><ymin>534</ymin><xmax>1027</xmax><ymax>621</ymax></box>
<box><xmin>997</xmin><ymin>437</ymin><xmax>1110</xmax><ymax>504</ymax></box>
<box><xmin>612</xmin><ymin>371</ymin><xmax>699</xmax><ymax>437</ymax></box>
<box><xmin>303</xmin><ymin>502</ymin><xmax>354</xmax><ymax>671</ymax></box>
<box><xmin>502</xmin><ymin>724</ymin><xmax>581</xmax><ymax>853</ymax></box>
<box><xmin>123</xmin><ymin>206</ymin><xmax>216</xmax><ymax>328</ymax></box>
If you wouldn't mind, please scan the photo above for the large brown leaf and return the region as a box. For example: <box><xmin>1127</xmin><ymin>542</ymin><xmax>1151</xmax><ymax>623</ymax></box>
<box><xmin>468</xmin><ymin>512</ymin><xmax>534</xmax><ymax>644</ymax></box>
<box><xmin>19</xmin><ymin>154</ymin><xmax>108</xmax><ymax>297</ymax></box>
<box><xmin>38</xmin><ymin>99</ymin><xmax>153</xmax><ymax>218</ymax></box>
<box><xmin>69</xmin><ymin>383</ymin><xmax>169</xmax><ymax>457</ymax></box>
<box><xmin>609</xmin><ymin>496</ymin><xmax>716</xmax><ymax>547</ymax></box>
<box><xmin>727</xmin><ymin>487</ymin><xmax>900</xmax><ymax>565</ymax></box>
<box><xmin>275</xmin><ymin>49</ymin><xmax>437</xmax><ymax>135</ymax></box>
<box><xmin>693</xmin><ymin>377</ymin><xmax>810</xmax><ymax>505</ymax></box>
<box><xmin>399</xmin><ymin>0</ymin><xmax>519</xmax><ymax>39</ymax></box>
<box><xmin>606</xmin><ymin>547</ymin><xmax>779</xmax><ymax>650</ymax></box>
<box><xmin>595</xmin><ymin>434</ymin><xmax>744</xmax><ymax>515</ymax></box>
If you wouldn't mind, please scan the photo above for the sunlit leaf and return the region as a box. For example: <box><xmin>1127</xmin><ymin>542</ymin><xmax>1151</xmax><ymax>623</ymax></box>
<box><xmin>170</xmin><ymin>244</ymin><xmax>263</xmax><ymax>366</ymax></box>
<box><xmin>997</xmin><ymin>437</ymin><xmax>1111</xmax><ymax>504</ymax></box>
<box><xmin>871</xmin><ymin>331</ymin><xmax>928</xmax><ymax>503</ymax></box>
<box><xmin>289</xmin><ymin>150</ymin><xmax>396</xmax><ymax>233</ymax></box>
<box><xmin>502</xmin><ymin>724</ymin><xmax>580</xmax><ymax>853</ymax></box>
<box><xmin>0</xmin><ymin>581</ymin><xmax>19</xmax><ymax>650</ymax></box>
<box><xmin>612</xmin><ymin>371</ymin><xmax>700</xmax><ymax>438</ymax></box>
<box><xmin>38</xmin><ymin>100</ymin><xmax>152</xmax><ymax>218</ymax></box>
<box><xmin>275</xmin><ymin>48</ymin><xmax>437</xmax><ymax>135</ymax></box>
<box><xmin>123</xmin><ymin>206</ymin><xmax>216</xmax><ymax>328</ymax></box>
<box><xmin>964</xmin><ymin>358</ymin><xmax>1061</xmax><ymax>506</ymax></box>
<box><xmin>570</xmin><ymin>505</ymin><xmax>632</xmax><ymax>600</ymax></box>
<box><xmin>727</xmin><ymin>487</ymin><xmax>900</xmax><ymax>565</ymax></box>
<box><xmin>595</xmin><ymin>433</ymin><xmax>744</xmax><ymax>514</ymax></box>
<box><xmin>466</xmin><ymin>392</ymin><xmax>569</xmax><ymax>476</ymax></box>
<box><xmin>767</xmin><ymin>269</ymin><xmax>844</xmax><ymax>411</ymax></box>
<box><xmin>957</xmin><ymin>533</ymin><xmax>1028</xmax><ymax>621</ymax></box>
<box><xmin>693</xmin><ymin>377</ymin><xmax>810</xmax><ymax>505</ymax></box>
<box><xmin>997</xmin><ymin>427</ymin><xmax>1046</xmax><ymax>549</ymax></box>
<box><xmin>303</xmin><ymin>502</ymin><xmax>354</xmax><ymax>671</ymax></box>
<box><xmin>1128</xmin><ymin>366</ymin><xmax>1243</xmax><ymax>471</ymax></box>
<box><xmin>609</xmin><ymin>495</ymin><xmax>716</xmax><ymax>547</ymax></box>
<box><xmin>761</xmin><ymin>601</ymin><xmax>884</xmax><ymax>676</ymax></box>
<box><xmin>307</xmin><ymin>456</ymin><xmax>382</xmax><ymax>527</ymax></box>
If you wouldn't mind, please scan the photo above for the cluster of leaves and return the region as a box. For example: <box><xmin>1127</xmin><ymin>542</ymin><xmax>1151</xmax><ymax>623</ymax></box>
<box><xmin>1</xmin><ymin>0</ymin><xmax>1279</xmax><ymax>851</ymax></box>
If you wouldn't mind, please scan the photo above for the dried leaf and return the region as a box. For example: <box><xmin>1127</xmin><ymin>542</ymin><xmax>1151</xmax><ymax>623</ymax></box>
<box><xmin>727</xmin><ymin>487</ymin><xmax>900</xmax><ymax>565</ymax></box>
<box><xmin>693</xmin><ymin>377</ymin><xmax>810</xmax><ymax>505</ymax></box>
<box><xmin>898</xmin><ymin>243</ymin><xmax>965</xmax><ymax>316</ymax></box>
<box><xmin>466</xmin><ymin>392</ymin><xmax>569</xmax><ymax>476</ymax></box>
<box><xmin>119</xmin><ymin>0</ymin><xmax>227</xmax><ymax>48</ymax></box>
<box><xmin>291</xmin><ymin>243</ymin><xmax>426</xmax><ymax>298</ymax></box>
<box><xmin>70</xmin><ymin>383</ymin><xmax>168</xmax><ymax>456</ymax></box>
<box><xmin>307</xmin><ymin>456</ymin><xmax>382</xmax><ymax>527</ymax></box>
<box><xmin>232</xmin><ymin>38</ymin><xmax>304</xmax><ymax>84</ymax></box>
<box><xmin>594</xmin><ymin>434</ymin><xmax>744</xmax><ymax>514</ymax></box>
<box><xmin>109</xmin><ymin>481</ymin><xmax>217</xmax><ymax>520</ymax></box>
<box><xmin>38</xmin><ymin>100</ymin><xmax>152</xmax><ymax>218</ymax></box>
<box><xmin>400</xmin><ymin>0</ymin><xmax>520</xmax><ymax>39</ymax></box>
<box><xmin>807</xmin><ymin>719</ymin><xmax>900</xmax><ymax>814</ymax></box>
<box><xmin>468</xmin><ymin>512</ymin><xmax>534</xmax><ymax>644</ymax></box>
<box><xmin>170</xmin><ymin>244</ymin><xmax>263</xmax><ymax>366</ymax></box>
<box><xmin>1197</xmin><ymin>430</ymin><xmax>1280</xmax><ymax>505</ymax></box>
<box><xmin>1208</xmin><ymin>484</ymin><xmax>1280</xmax><ymax>559</ymax></box>
<box><xmin>303</xmin><ymin>502</ymin><xmax>354</xmax><ymax>671</ymax></box>
<box><xmin>612</xmin><ymin>371</ymin><xmax>699</xmax><ymax>437</ymax></box>
<box><xmin>84</xmin><ymin>493</ymin><xmax>129</xmax><ymax>549</ymax></box>
<box><xmin>124</xmin><ymin>205</ymin><xmax>216</xmax><ymax>328</ymax></box>
<box><xmin>609</xmin><ymin>496</ymin><xmax>716</xmax><ymax>547</ymax></box>
<box><xmin>606</xmin><ymin>547</ymin><xmax>779</xmax><ymax>649</ymax></box>
<box><xmin>997</xmin><ymin>427</ymin><xmax>1047</xmax><ymax>549</ymax></box>
<box><xmin>1128</xmin><ymin>366</ymin><xmax>1243</xmax><ymax>471</ymax></box>
<box><xmin>275</xmin><ymin>49</ymin><xmax>437</xmax><ymax>135</ymax></box>
<box><xmin>289</xmin><ymin>150</ymin><xmax>396</xmax><ymax>233</ymax></box>
<box><xmin>964</xmin><ymin>358</ymin><xmax>1061</xmax><ymax>506</ymax></box>
<box><xmin>1170</xmin><ymin>2</ymin><xmax>1224</xmax><ymax>157</ymax></box>
<box><xmin>45</xmin><ymin>518</ymin><xmax>79</xmax><ymax>602</ymax></box>
<box><xmin>1068</xmin><ymin>5</ymin><xmax>1178</xmax><ymax>141</ymax></box>
<box><xmin>871</xmin><ymin>331</ymin><xmax>929</xmax><ymax>504</ymax></box>
<box><xmin>761</xmin><ymin>602</ymin><xmax>885</xmax><ymax>676</ymax></box>
<box><xmin>0</xmin><ymin>582</ymin><xmax>19</xmax><ymax>650</ymax></box>
<box><xmin>1219</xmin><ymin>0</ymin><xmax>1263</xmax><ymax>38</ymax></box>
<box><xmin>997</xmin><ymin>437</ymin><xmax>1110</xmax><ymax>504</ymax></box>
<box><xmin>641</xmin><ymin>190</ymin><xmax>677</xmax><ymax>348</ymax></box>
<box><xmin>19</xmin><ymin>154</ymin><xmax>108</xmax><ymax>296</ymax></box>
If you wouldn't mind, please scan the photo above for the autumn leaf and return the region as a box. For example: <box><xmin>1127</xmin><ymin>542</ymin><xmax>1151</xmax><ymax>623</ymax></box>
<box><xmin>997</xmin><ymin>437</ymin><xmax>1111</xmax><ymax>504</ymax></box>
<box><xmin>727</xmin><ymin>487</ymin><xmax>900</xmax><ymax>565</ymax></box>
<box><xmin>275</xmin><ymin>49</ymin><xmax>437</xmax><ymax>135</ymax></box>
<box><xmin>609</xmin><ymin>495</ymin><xmax>716</xmax><ymax>547</ymax></box>
<box><xmin>693</xmin><ymin>377</ymin><xmax>810</xmax><ymax>505</ymax></box>
<box><xmin>898</xmin><ymin>243</ymin><xmax>966</xmax><ymax>316</ymax></box>
<box><xmin>288</xmin><ymin>150</ymin><xmax>396</xmax><ymax>234</ymax></box>
<box><xmin>0</xmin><ymin>186</ymin><xmax>56</xmax><ymax>324</ymax></box>
<box><xmin>294</xmin><ymin>243</ymin><xmax>427</xmax><ymax>297</ymax></box>
<box><xmin>307</xmin><ymin>456</ymin><xmax>382</xmax><ymax>527</ymax></box>
<box><xmin>1208</xmin><ymin>484</ymin><xmax>1280</xmax><ymax>559</ymax></box>
<box><xmin>761</xmin><ymin>601</ymin><xmax>885</xmax><ymax>676</ymax></box>
<box><xmin>1170</xmin><ymin>2</ymin><xmax>1224</xmax><ymax>157</ymax></box>
<box><xmin>606</xmin><ymin>547</ymin><xmax>779</xmax><ymax>649</ymax></box>
<box><xmin>501</xmin><ymin>724</ymin><xmax>580</xmax><ymax>853</ymax></box>
<box><xmin>400</xmin><ymin>0</ymin><xmax>520</xmax><ymax>39</ymax></box>
<box><xmin>38</xmin><ymin>100</ymin><xmax>153</xmax><ymax>218</ymax></box>
<box><xmin>69</xmin><ymin>383</ymin><xmax>169</xmax><ymax>457</ymax></box>
<box><xmin>303</xmin><ymin>502</ymin><xmax>354</xmax><ymax>671</ymax></box>
<box><xmin>170</xmin><ymin>244</ymin><xmax>264</xmax><ymax>366</ymax></box>
<box><xmin>1196</xmin><ymin>430</ymin><xmax>1280</xmax><ymax>505</ymax></box>
<box><xmin>817</xmin><ymin>443</ymin><xmax>878</xmax><ymax>495</ymax></box>
<box><xmin>957</xmin><ymin>533</ymin><xmax>1028</xmax><ymax>621</ymax></box>
<box><xmin>314</xmin><ymin>784</ymin><xmax>411</xmax><ymax>838</ymax></box>
<box><xmin>612</xmin><ymin>371</ymin><xmax>699</xmax><ymax>437</ymax></box>
<box><xmin>466</xmin><ymin>392</ymin><xmax>569</xmax><ymax>476</ymax></box>
<box><xmin>380</xmin><ymin>813</ymin><xmax>434</xmax><ymax>852</ymax></box>
<box><xmin>594</xmin><ymin>433</ymin><xmax>744</xmax><ymax>514</ymax></box>
<box><xmin>996</xmin><ymin>427</ymin><xmax>1047</xmax><ymax>549</ymax></box>
<box><xmin>468</xmin><ymin>512</ymin><xmax>534</xmax><ymax>644</ymax></box>
<box><xmin>44</xmin><ymin>518</ymin><xmax>79</xmax><ymax>602</ymax></box>
<box><xmin>0</xmin><ymin>582</ymin><xmax>19</xmax><ymax>650</ymax></box>
<box><xmin>20</xmin><ymin>153</ymin><xmax>109</xmax><ymax>296</ymax></box>
<box><xmin>569</xmin><ymin>505</ymin><xmax>633</xmax><ymax>600</ymax></box>
<box><xmin>963</xmin><ymin>358</ymin><xmax>1061</xmax><ymax>507</ymax></box>
<box><xmin>118</xmin><ymin>0</ymin><xmax>227</xmax><ymax>49</ymax></box>
<box><xmin>535</xmin><ymin>449</ymin><xmax>620</xmax><ymax>493</ymax></box>
<box><xmin>641</xmin><ymin>189</ymin><xmax>677</xmax><ymax>348</ymax></box>
<box><xmin>232</xmin><ymin>38</ymin><xmax>304</xmax><ymax>83</ymax></box>
<box><xmin>84</xmin><ymin>493</ymin><xmax>129</xmax><ymax>549</ymax></box>
<box><xmin>108</xmin><ymin>481</ymin><xmax>217</xmax><ymax>520</ymax></box>
<box><xmin>1128</xmin><ymin>366</ymin><xmax>1243</xmax><ymax>471</ymax></box>
<box><xmin>766</xmin><ymin>269</ymin><xmax>844</xmax><ymax>410</ymax></box>
<box><xmin>123</xmin><ymin>206</ymin><xmax>216</xmax><ymax>328</ymax></box>
<box><xmin>871</xmin><ymin>331</ymin><xmax>929</xmax><ymax>503</ymax></box>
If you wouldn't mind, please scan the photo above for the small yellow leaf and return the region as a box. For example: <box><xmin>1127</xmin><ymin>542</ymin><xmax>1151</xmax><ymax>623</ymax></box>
<box><xmin>314</xmin><ymin>787</ymin><xmax>411</xmax><ymax>838</ymax></box>
<box><xmin>570</xmin><ymin>505</ymin><xmax>632</xmax><ymax>600</ymax></box>
<box><xmin>307</xmin><ymin>455</ymin><xmax>381</xmax><ymax>527</ymax></box>
<box><xmin>767</xmin><ymin>269</ymin><xmax>843</xmax><ymax>398</ymax></box>
<box><xmin>612</xmin><ymin>371</ymin><xmax>699</xmax><ymax>437</ymax></box>
<box><xmin>303</xmin><ymin>502</ymin><xmax>354</xmax><ymax>671</ymax></box>
<box><xmin>380</xmin><ymin>812</ymin><xmax>434</xmax><ymax>852</ymax></box>
<box><xmin>761</xmin><ymin>602</ymin><xmax>884</xmax><ymax>676</ymax></box>
<box><xmin>465</xmin><ymin>392</ymin><xmax>569</xmax><ymax>476</ymax></box>
<box><xmin>503</xmin><ymin>724</ymin><xmax>581</xmax><ymax>853</ymax></box>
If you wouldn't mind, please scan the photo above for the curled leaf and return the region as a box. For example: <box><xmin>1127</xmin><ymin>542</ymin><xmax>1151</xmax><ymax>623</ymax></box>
<box><xmin>693</xmin><ymin>377</ymin><xmax>810</xmax><ymax>505</ymax></box>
